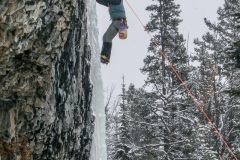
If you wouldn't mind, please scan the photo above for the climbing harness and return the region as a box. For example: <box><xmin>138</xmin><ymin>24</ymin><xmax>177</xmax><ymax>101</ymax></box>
<box><xmin>124</xmin><ymin>0</ymin><xmax>238</xmax><ymax>159</ymax></box>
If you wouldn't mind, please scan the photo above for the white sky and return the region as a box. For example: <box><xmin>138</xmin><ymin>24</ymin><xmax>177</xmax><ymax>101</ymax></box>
<box><xmin>97</xmin><ymin>0</ymin><xmax>224</xmax><ymax>98</ymax></box>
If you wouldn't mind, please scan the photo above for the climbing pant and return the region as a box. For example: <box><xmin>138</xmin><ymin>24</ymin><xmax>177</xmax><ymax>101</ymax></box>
<box><xmin>103</xmin><ymin>20</ymin><xmax>121</xmax><ymax>42</ymax></box>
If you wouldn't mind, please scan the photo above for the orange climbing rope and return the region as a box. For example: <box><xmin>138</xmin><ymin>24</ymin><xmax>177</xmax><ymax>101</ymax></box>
<box><xmin>124</xmin><ymin>0</ymin><xmax>238</xmax><ymax>159</ymax></box>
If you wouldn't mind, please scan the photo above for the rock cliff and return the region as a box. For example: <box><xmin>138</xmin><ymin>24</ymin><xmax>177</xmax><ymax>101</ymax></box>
<box><xmin>0</xmin><ymin>0</ymin><xmax>94</xmax><ymax>159</ymax></box>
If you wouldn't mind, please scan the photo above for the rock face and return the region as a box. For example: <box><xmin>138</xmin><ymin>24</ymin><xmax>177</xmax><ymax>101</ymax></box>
<box><xmin>0</xmin><ymin>0</ymin><xmax>94</xmax><ymax>159</ymax></box>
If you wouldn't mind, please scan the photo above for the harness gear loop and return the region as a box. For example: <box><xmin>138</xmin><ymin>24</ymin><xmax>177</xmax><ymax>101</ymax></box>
<box><xmin>115</xmin><ymin>18</ymin><xmax>128</xmax><ymax>29</ymax></box>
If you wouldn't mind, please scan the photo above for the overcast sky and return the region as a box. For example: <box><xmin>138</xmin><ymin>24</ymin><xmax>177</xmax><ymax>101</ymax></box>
<box><xmin>96</xmin><ymin>0</ymin><xmax>224</xmax><ymax>98</ymax></box>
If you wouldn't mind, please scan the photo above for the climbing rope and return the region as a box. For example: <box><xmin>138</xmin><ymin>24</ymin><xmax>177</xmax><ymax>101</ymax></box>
<box><xmin>124</xmin><ymin>0</ymin><xmax>238</xmax><ymax>159</ymax></box>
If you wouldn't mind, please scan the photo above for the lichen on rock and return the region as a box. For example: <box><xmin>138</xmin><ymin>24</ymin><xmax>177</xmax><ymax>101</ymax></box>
<box><xmin>0</xmin><ymin>0</ymin><xmax>94</xmax><ymax>159</ymax></box>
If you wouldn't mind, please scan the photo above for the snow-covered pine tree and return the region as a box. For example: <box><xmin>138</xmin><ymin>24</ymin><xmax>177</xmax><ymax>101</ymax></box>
<box><xmin>114</xmin><ymin>76</ymin><xmax>132</xmax><ymax>160</ymax></box>
<box><xmin>206</xmin><ymin>2</ymin><xmax>240</xmax><ymax>159</ymax></box>
<box><xmin>125</xmin><ymin>84</ymin><xmax>161</xmax><ymax>160</ymax></box>
<box><xmin>192</xmin><ymin>33</ymin><xmax>220</xmax><ymax>122</ymax></box>
<box><xmin>223</xmin><ymin>1</ymin><xmax>240</xmax><ymax>157</ymax></box>
<box><xmin>227</xmin><ymin>37</ymin><xmax>240</xmax><ymax>70</ymax></box>
<box><xmin>226</xmin><ymin>34</ymin><xmax>240</xmax><ymax>156</ymax></box>
<box><xmin>191</xmin><ymin>35</ymin><xmax>221</xmax><ymax>158</ymax></box>
<box><xmin>191</xmin><ymin>123</ymin><xmax>218</xmax><ymax>160</ymax></box>
<box><xmin>105</xmin><ymin>93</ymin><xmax>119</xmax><ymax>160</ymax></box>
<box><xmin>106</xmin><ymin>110</ymin><xmax>118</xmax><ymax>160</ymax></box>
<box><xmin>226</xmin><ymin>40</ymin><xmax>240</xmax><ymax>96</ymax></box>
<box><xmin>226</xmin><ymin>1</ymin><xmax>240</xmax><ymax>96</ymax></box>
<box><xmin>141</xmin><ymin>0</ymin><xmax>194</xmax><ymax>159</ymax></box>
<box><xmin>191</xmin><ymin>0</ymin><xmax>240</xmax><ymax>158</ymax></box>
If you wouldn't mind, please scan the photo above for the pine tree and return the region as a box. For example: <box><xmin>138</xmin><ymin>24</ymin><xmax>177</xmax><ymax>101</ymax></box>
<box><xmin>141</xmin><ymin>0</ymin><xmax>193</xmax><ymax>159</ymax></box>
<box><xmin>114</xmin><ymin>76</ymin><xmax>132</xmax><ymax>160</ymax></box>
<box><xmin>191</xmin><ymin>123</ymin><xmax>218</xmax><ymax>160</ymax></box>
<box><xmin>186</xmin><ymin>41</ymin><xmax>220</xmax><ymax>157</ymax></box>
<box><xmin>190</xmin><ymin>0</ymin><xmax>240</xmax><ymax>158</ymax></box>
<box><xmin>106</xmin><ymin>97</ymin><xmax>119</xmax><ymax>160</ymax></box>
<box><xmin>226</xmin><ymin>2</ymin><xmax>240</xmax><ymax>96</ymax></box>
<box><xmin>125</xmin><ymin>84</ymin><xmax>161</xmax><ymax>160</ymax></box>
<box><xmin>222</xmin><ymin>3</ymin><xmax>240</xmax><ymax>156</ymax></box>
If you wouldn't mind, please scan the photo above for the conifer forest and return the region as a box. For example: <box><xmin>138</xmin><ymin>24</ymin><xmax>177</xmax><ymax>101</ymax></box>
<box><xmin>105</xmin><ymin>0</ymin><xmax>240</xmax><ymax>159</ymax></box>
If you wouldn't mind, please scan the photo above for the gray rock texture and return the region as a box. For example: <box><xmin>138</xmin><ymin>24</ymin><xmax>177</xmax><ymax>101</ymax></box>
<box><xmin>0</xmin><ymin>0</ymin><xmax>94</xmax><ymax>159</ymax></box>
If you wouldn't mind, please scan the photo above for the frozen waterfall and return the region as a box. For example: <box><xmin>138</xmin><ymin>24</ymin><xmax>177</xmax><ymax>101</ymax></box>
<box><xmin>87</xmin><ymin>0</ymin><xmax>107</xmax><ymax>160</ymax></box>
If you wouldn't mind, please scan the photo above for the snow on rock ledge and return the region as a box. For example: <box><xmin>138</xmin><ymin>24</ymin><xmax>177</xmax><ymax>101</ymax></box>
<box><xmin>0</xmin><ymin>0</ymin><xmax>94</xmax><ymax>159</ymax></box>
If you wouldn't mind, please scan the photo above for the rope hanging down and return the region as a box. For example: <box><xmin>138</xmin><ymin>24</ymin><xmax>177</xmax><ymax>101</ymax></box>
<box><xmin>124</xmin><ymin>0</ymin><xmax>238</xmax><ymax>159</ymax></box>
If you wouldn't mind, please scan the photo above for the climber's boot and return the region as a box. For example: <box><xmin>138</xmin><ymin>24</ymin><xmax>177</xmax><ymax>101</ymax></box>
<box><xmin>100</xmin><ymin>42</ymin><xmax>112</xmax><ymax>64</ymax></box>
<box><xmin>101</xmin><ymin>55</ymin><xmax>110</xmax><ymax>64</ymax></box>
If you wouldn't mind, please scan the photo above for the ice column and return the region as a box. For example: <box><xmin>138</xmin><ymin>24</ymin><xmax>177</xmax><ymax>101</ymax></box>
<box><xmin>87</xmin><ymin>0</ymin><xmax>107</xmax><ymax>159</ymax></box>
